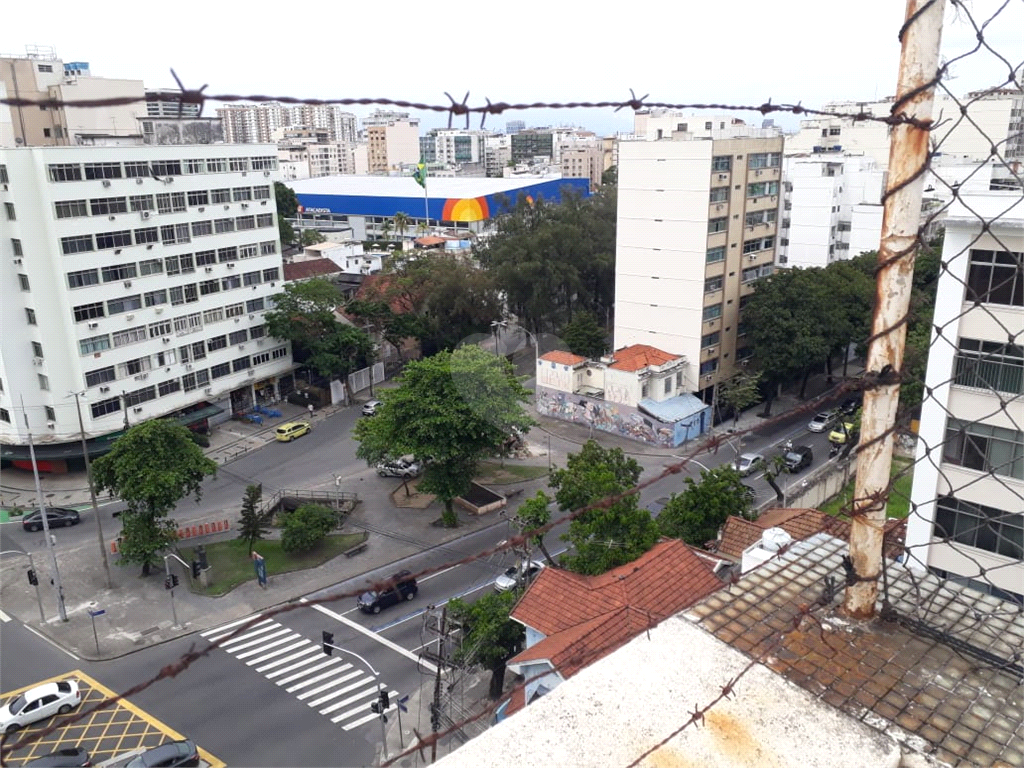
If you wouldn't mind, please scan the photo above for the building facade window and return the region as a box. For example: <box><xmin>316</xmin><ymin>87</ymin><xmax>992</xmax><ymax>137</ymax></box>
<box><xmin>5</xmin><ymin>202</ymin><xmax>16</xmax><ymax>220</ymax></box>
<box><xmin>706</xmin><ymin>248</ymin><xmax>726</xmax><ymax>264</ymax></box>
<box><xmin>55</xmin><ymin>199</ymin><xmax>89</xmax><ymax>218</ymax></box>
<box><xmin>84</xmin><ymin>162</ymin><xmax>123</xmax><ymax>180</ymax></box>
<box><xmin>18</xmin><ymin>274</ymin><xmax>30</xmax><ymax>290</ymax></box>
<box><xmin>79</xmin><ymin>335</ymin><xmax>110</xmax><ymax>354</ymax></box>
<box><xmin>90</xmin><ymin>197</ymin><xmax>128</xmax><ymax>216</ymax></box>
<box><xmin>934</xmin><ymin>496</ymin><xmax>1023</xmax><ymax>559</ymax></box>
<box><xmin>49</xmin><ymin>164</ymin><xmax>83</xmax><ymax>182</ymax></box>
<box><xmin>25</xmin><ymin>308</ymin><xmax>37</xmax><ymax>325</ymax></box>
<box><xmin>709</xmin><ymin>187</ymin><xmax>729</xmax><ymax>203</ymax></box>
<box><xmin>701</xmin><ymin>331</ymin><xmax>720</xmax><ymax>348</ymax></box>
<box><xmin>966</xmin><ymin>249</ymin><xmax>1023</xmax><ymax>307</ymax></box>
<box><xmin>712</xmin><ymin>156</ymin><xmax>731</xmax><ymax>172</ymax></box>
<box><xmin>708</xmin><ymin>217</ymin><xmax>728</xmax><ymax>234</ymax></box>
<box><xmin>953</xmin><ymin>338</ymin><xmax>1024</xmax><ymax>394</ymax></box>
<box><xmin>61</xmin><ymin>235</ymin><xmax>95</xmax><ymax>254</ymax></box>
<box><xmin>942</xmin><ymin>418</ymin><xmax>1024</xmax><ymax>480</ymax></box>
<box><xmin>704</xmin><ymin>277</ymin><xmax>723</xmax><ymax>294</ymax></box>
<box><xmin>702</xmin><ymin>304</ymin><xmax>722</xmax><ymax>322</ymax></box>
<box><xmin>91</xmin><ymin>397</ymin><xmax>122</xmax><ymax>418</ymax></box>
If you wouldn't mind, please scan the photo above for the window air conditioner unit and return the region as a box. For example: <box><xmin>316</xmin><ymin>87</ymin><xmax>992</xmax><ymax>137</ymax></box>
<box><xmin>707</xmin><ymin>347</ymin><xmax>716</xmax><ymax>355</ymax></box>
<box><xmin>88</xmin><ymin>321</ymin><xmax>100</xmax><ymax>329</ymax></box>
<box><xmin>224</xmin><ymin>205</ymin><xmax>230</xmax><ymax>210</ymax></box>
<box><xmin>108</xmin><ymin>215</ymin><xmax>115</xmax><ymax>221</ymax></box>
<box><xmin>102</xmin><ymin>180</ymin><xmax>112</xmax><ymax>187</ymax></box>
<box><xmin>162</xmin><ymin>337</ymin><xmax>171</xmax><ymax>344</ymax></box>
<box><xmin>247</xmin><ymin>369</ymin><xmax>255</xmax><ymax>377</ymax></box>
<box><xmin>264</xmin><ymin>170</ymin><xmax>271</xmax><ymax>177</ymax></box>
<box><xmin>256</xmin><ymin>339</ymin><xmax>264</xmax><ymax>347</ymax></box>
<box><xmin>136</xmin><ymin>178</ymin><xmax>143</xmax><ymax>185</ymax></box>
<box><xmin>134</xmin><ymin>406</ymin><xmax>143</xmax><ymax>413</ymax></box>
<box><xmin>238</xmin><ymin>344</ymin><xmax>245</xmax><ymax>350</ymax></box>
<box><xmin>141</xmin><ymin>211</ymin><xmax>151</xmax><ymax>220</ymax></box>
<box><xmin>164</xmin><ymin>177</ymin><xmax>173</xmax><ymax>184</ymax></box>
<box><xmin>227</xmin><ymin>263</ymin><xmax>236</xmax><ymax>268</ymax></box>
<box><xmin>204</xmin><ymin>387</ymin><xmax>213</xmax><ymax>394</ymax></box>
<box><xmin>126</xmin><ymin>314</ymin><xmax>134</xmax><ymax>320</ymax></box>
<box><xmin>47</xmin><ymin>421</ymin><xmax>55</xmax><ymax>429</ymax></box>
<box><xmin>756</xmin><ymin>170</ymin><xmax>762</xmax><ymax>176</ymax></box>
<box><xmin>205</xmin><ymin>266</ymin><xmax>213</xmax><ymax>273</ymax></box>
<box><xmin>13</xmin><ymin>258</ymin><xmax>22</xmax><ymax>265</ymax></box>
<box><xmin>198</xmin><ymin>206</ymin><xmax>205</xmax><ymax>212</ymax></box>
<box><xmin>135</xmin><ymin>373</ymin><xmax>147</xmax><ymax>380</ymax></box>
<box><xmin>124</xmin><ymin>280</ymin><xmax>132</xmax><ymax>288</ymax></box>
<box><xmin>261</xmin><ymin>200</ymin><xmax>267</xmax><ymax>206</ymax></box>
<box><xmin>155</xmin><ymin>307</ymin><xmax>164</xmax><ymax>314</ymax></box>
<box><xmin>718</xmin><ymin>174</ymin><xmax>728</xmax><ymax>180</ymax></box>
<box><xmin>241</xmin><ymin>203</ymin><xmax>248</xmax><ymax>209</ymax></box>
<box><xmin>185</xmin><ymin>363</ymin><xmax>193</xmax><ymax>370</ymax></box>
<box><xmin>32</xmin><ymin>357</ymin><xmax>44</xmax><ymax>366</ymax></box>
<box><xmin>248</xmin><ymin>313</ymin><xmax>255</xmax><ymax>319</ymax></box>
<box><xmin>100</xmin><ymin>386</ymin><xmax>110</xmax><ymax>393</ymax></box>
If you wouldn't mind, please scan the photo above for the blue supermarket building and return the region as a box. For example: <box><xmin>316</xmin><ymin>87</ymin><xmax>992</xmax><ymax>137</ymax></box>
<box><xmin>286</xmin><ymin>175</ymin><xmax>591</xmax><ymax>239</ymax></box>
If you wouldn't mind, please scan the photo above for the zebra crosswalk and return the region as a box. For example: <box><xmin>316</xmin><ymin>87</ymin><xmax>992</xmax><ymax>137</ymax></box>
<box><xmin>201</xmin><ymin>616</ymin><xmax>400</xmax><ymax>730</ymax></box>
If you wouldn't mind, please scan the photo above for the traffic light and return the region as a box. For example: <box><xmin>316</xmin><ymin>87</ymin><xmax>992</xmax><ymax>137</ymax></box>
<box><xmin>191</xmin><ymin>559</ymin><xmax>202</xmax><ymax>579</ymax></box>
<box><xmin>164</xmin><ymin>574</ymin><xmax>179</xmax><ymax>590</ymax></box>
<box><xmin>27</xmin><ymin>568</ymin><xmax>38</xmax><ymax>586</ymax></box>
<box><xmin>322</xmin><ymin>630</ymin><xmax>334</xmax><ymax>656</ymax></box>
<box><xmin>370</xmin><ymin>700</ymin><xmax>381</xmax><ymax>714</ymax></box>
<box><xmin>379</xmin><ymin>691</ymin><xmax>390</xmax><ymax>709</ymax></box>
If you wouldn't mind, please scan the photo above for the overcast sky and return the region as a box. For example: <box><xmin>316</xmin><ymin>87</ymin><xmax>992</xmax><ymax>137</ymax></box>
<box><xmin>4</xmin><ymin>0</ymin><xmax>1021</xmax><ymax>136</ymax></box>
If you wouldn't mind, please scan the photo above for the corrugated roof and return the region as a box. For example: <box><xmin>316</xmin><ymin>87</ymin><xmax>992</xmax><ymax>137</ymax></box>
<box><xmin>282</xmin><ymin>258</ymin><xmax>342</xmax><ymax>282</ymax></box>
<box><xmin>538</xmin><ymin>350</ymin><xmax>587</xmax><ymax>367</ymax></box>
<box><xmin>608</xmin><ymin>344</ymin><xmax>680</xmax><ymax>372</ymax></box>
<box><xmin>639</xmin><ymin>393</ymin><xmax>707</xmax><ymax>423</ymax></box>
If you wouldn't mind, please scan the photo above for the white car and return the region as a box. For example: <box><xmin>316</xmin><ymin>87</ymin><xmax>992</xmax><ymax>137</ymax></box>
<box><xmin>376</xmin><ymin>457</ymin><xmax>422</xmax><ymax>478</ymax></box>
<box><xmin>494</xmin><ymin>560</ymin><xmax>545</xmax><ymax>592</ymax></box>
<box><xmin>1</xmin><ymin>679</ymin><xmax>81</xmax><ymax>734</ymax></box>
<box><xmin>732</xmin><ymin>453</ymin><xmax>766</xmax><ymax>477</ymax></box>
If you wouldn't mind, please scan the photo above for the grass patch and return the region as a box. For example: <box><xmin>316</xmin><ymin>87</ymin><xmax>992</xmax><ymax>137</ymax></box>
<box><xmin>819</xmin><ymin>456</ymin><xmax>914</xmax><ymax>519</ymax></box>
<box><xmin>179</xmin><ymin>532</ymin><xmax>367</xmax><ymax>596</ymax></box>
<box><xmin>476</xmin><ymin>461</ymin><xmax>549</xmax><ymax>486</ymax></box>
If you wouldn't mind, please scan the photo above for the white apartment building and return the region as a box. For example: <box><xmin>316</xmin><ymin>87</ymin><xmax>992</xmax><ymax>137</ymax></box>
<box><xmin>615</xmin><ymin>134</ymin><xmax>784</xmax><ymax>402</ymax></box>
<box><xmin>633</xmin><ymin>110</ymin><xmax>782</xmax><ymax>143</ymax></box>
<box><xmin>366</xmin><ymin>116</ymin><xmax>419</xmax><ymax>174</ymax></box>
<box><xmin>145</xmin><ymin>89</ymin><xmax>200</xmax><ymax>118</ymax></box>
<box><xmin>484</xmin><ymin>135</ymin><xmax>511</xmax><ymax>178</ymax></box>
<box><xmin>905</xmin><ymin>192</ymin><xmax>1023</xmax><ymax>604</ymax></box>
<box><xmin>420</xmin><ymin>130</ymin><xmax>490</xmax><ymax>166</ymax></box>
<box><xmin>218</xmin><ymin>103</ymin><xmax>357</xmax><ymax>144</ymax></box>
<box><xmin>777</xmin><ymin>154</ymin><xmax>886</xmax><ymax>269</ymax></box>
<box><xmin>785</xmin><ymin>89</ymin><xmax>1024</xmax><ymax>166</ymax></box>
<box><xmin>0</xmin><ymin>145</ymin><xmax>293</xmax><ymax>468</ymax></box>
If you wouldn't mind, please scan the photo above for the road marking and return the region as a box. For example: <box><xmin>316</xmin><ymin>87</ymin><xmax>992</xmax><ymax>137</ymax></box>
<box><xmin>341</xmin><ymin>692</ymin><xmax>399</xmax><ymax>730</ymax></box>
<box><xmin>203</xmin><ymin>618</ymin><xmax>275</xmax><ymax>644</ymax></box>
<box><xmin>234</xmin><ymin>633</ymin><xmax>298</xmax><ymax>659</ymax></box>
<box><xmin>302</xmin><ymin>599</ymin><xmax>439</xmax><ymax>673</ymax></box>
<box><xmin>375</xmin><ymin>579</ymin><xmax>495</xmax><ymax>633</ymax></box>
<box><xmin>312</xmin><ymin>680</ymin><xmax>377</xmax><ymax>710</ymax></box>
<box><xmin>260</xmin><ymin>646</ymin><xmax>322</xmax><ymax>676</ymax></box>
<box><xmin>0</xmin><ymin>609</ymin><xmax>10</xmax><ymax>622</ymax></box>
<box><xmin>25</xmin><ymin>625</ymin><xmax>80</xmax><ymax>661</ymax></box>
<box><xmin>284</xmin><ymin>663</ymin><xmax>353</xmax><ymax>692</ymax></box>
<box><xmin>217</xmin><ymin>623</ymin><xmax>286</xmax><ymax>650</ymax></box>
<box><xmin>201</xmin><ymin>615</ymin><xmax>269</xmax><ymax>637</ymax></box>
<box><xmin>247</xmin><ymin>639</ymin><xmax>311</xmax><ymax>666</ymax></box>
<box><xmin>297</xmin><ymin>673</ymin><xmax>371</xmax><ymax>702</ymax></box>
<box><xmin>277</xmin><ymin>659</ymin><xmax>348</xmax><ymax>687</ymax></box>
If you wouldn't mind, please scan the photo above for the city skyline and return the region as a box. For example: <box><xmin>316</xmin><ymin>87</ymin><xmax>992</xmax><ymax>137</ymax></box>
<box><xmin>4</xmin><ymin>0</ymin><xmax>1021</xmax><ymax>137</ymax></box>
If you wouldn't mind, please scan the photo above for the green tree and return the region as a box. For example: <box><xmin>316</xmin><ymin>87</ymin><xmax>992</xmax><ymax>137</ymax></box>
<box><xmin>449</xmin><ymin>590</ymin><xmax>524</xmax><ymax>700</ymax></box>
<box><xmin>550</xmin><ymin>441</ymin><xmax>658</xmax><ymax>575</ymax></box>
<box><xmin>92</xmin><ymin>420</ymin><xmax>217</xmax><ymax>576</ymax></box>
<box><xmin>715</xmin><ymin>372</ymin><xmax>762</xmax><ymax>426</ymax></box>
<box><xmin>281</xmin><ymin>504</ymin><xmax>336</xmax><ymax>553</ymax></box>
<box><xmin>353</xmin><ymin>346</ymin><xmax>534</xmax><ymax>527</ymax></box>
<box><xmin>237</xmin><ymin>484</ymin><xmax>271</xmax><ymax>553</ymax></box>
<box><xmin>300</xmin><ymin>229</ymin><xmax>327</xmax><ymax>246</ymax></box>
<box><xmin>601</xmin><ymin>165</ymin><xmax>617</xmax><ymax>186</ymax></box>
<box><xmin>275</xmin><ymin>181</ymin><xmax>299</xmax><ymax>218</ymax></box>
<box><xmin>561</xmin><ymin>311</ymin><xmax>607</xmax><ymax>359</ymax></box>
<box><xmin>393</xmin><ymin>212</ymin><xmax>411</xmax><ymax>243</ymax></box>
<box><xmin>657</xmin><ymin>466</ymin><xmax>753</xmax><ymax>546</ymax></box>
<box><xmin>279</xmin><ymin>218</ymin><xmax>296</xmax><ymax>247</ymax></box>
<box><xmin>344</xmin><ymin>298</ymin><xmax>425</xmax><ymax>359</ymax></box>
<box><xmin>380</xmin><ymin>220</ymin><xmax>393</xmax><ymax>243</ymax></box>
<box><xmin>513</xmin><ymin>490</ymin><xmax>556</xmax><ymax>565</ymax></box>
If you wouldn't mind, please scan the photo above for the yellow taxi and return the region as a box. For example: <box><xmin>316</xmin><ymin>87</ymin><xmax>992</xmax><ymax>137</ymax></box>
<box><xmin>275</xmin><ymin>421</ymin><xmax>311</xmax><ymax>442</ymax></box>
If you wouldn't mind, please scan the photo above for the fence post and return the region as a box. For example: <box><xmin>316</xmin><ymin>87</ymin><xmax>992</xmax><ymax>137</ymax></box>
<box><xmin>843</xmin><ymin>0</ymin><xmax>945</xmax><ymax>619</ymax></box>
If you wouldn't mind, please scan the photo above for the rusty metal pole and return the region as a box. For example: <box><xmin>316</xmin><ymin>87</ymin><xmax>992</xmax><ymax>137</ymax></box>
<box><xmin>843</xmin><ymin>0</ymin><xmax>945</xmax><ymax>619</ymax></box>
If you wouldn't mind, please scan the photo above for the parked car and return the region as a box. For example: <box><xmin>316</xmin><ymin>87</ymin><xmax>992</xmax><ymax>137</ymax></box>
<box><xmin>494</xmin><ymin>560</ymin><xmax>545</xmax><ymax>592</ymax></box>
<box><xmin>124</xmin><ymin>740</ymin><xmax>200</xmax><ymax>768</ymax></box>
<box><xmin>783</xmin><ymin>445</ymin><xmax>814</xmax><ymax>473</ymax></box>
<box><xmin>21</xmin><ymin>507</ymin><xmax>81</xmax><ymax>532</ymax></box>
<box><xmin>1</xmin><ymin>679</ymin><xmax>81</xmax><ymax>735</ymax></box>
<box><xmin>840</xmin><ymin>395</ymin><xmax>862</xmax><ymax>416</ymax></box>
<box><xmin>740</xmin><ymin>484</ymin><xmax>758</xmax><ymax>504</ymax></box>
<box><xmin>27</xmin><ymin>748</ymin><xmax>92</xmax><ymax>767</ymax></box>
<box><xmin>376</xmin><ymin>457</ymin><xmax>422</xmax><ymax>479</ymax></box>
<box><xmin>807</xmin><ymin>410</ymin><xmax>839</xmax><ymax>433</ymax></box>
<box><xmin>361</xmin><ymin>400</ymin><xmax>382</xmax><ymax>416</ymax></box>
<box><xmin>828</xmin><ymin>421</ymin><xmax>859</xmax><ymax>445</ymax></box>
<box><xmin>732</xmin><ymin>453</ymin><xmax>766</xmax><ymax>477</ymax></box>
<box><xmin>274</xmin><ymin>421</ymin><xmax>311</xmax><ymax>442</ymax></box>
<box><xmin>645</xmin><ymin>496</ymin><xmax>671</xmax><ymax>516</ymax></box>
<box><xmin>357</xmin><ymin>571</ymin><xmax>418</xmax><ymax>614</ymax></box>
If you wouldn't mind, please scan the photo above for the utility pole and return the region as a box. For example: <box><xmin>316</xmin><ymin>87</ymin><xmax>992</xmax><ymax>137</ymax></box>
<box><xmin>430</xmin><ymin>605</ymin><xmax>447</xmax><ymax>763</ymax></box>
<box><xmin>70</xmin><ymin>391</ymin><xmax>113</xmax><ymax>589</ymax></box>
<box><xmin>21</xmin><ymin>396</ymin><xmax>68</xmax><ymax>622</ymax></box>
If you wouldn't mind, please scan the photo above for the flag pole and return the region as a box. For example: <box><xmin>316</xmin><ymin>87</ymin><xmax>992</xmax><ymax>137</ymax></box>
<box><xmin>423</xmin><ymin>183</ymin><xmax>429</xmax><ymax>233</ymax></box>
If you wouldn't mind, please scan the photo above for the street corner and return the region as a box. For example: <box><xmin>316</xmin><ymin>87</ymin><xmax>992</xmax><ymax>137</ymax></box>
<box><xmin>0</xmin><ymin>670</ymin><xmax>224</xmax><ymax>768</ymax></box>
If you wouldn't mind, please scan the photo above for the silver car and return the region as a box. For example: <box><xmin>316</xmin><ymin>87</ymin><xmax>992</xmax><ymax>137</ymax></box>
<box><xmin>376</xmin><ymin>457</ymin><xmax>422</xmax><ymax>478</ymax></box>
<box><xmin>732</xmin><ymin>453</ymin><xmax>766</xmax><ymax>477</ymax></box>
<box><xmin>361</xmin><ymin>400</ymin><xmax>382</xmax><ymax>416</ymax></box>
<box><xmin>807</xmin><ymin>411</ymin><xmax>839</xmax><ymax>433</ymax></box>
<box><xmin>1</xmin><ymin>679</ymin><xmax>81</xmax><ymax>734</ymax></box>
<box><xmin>494</xmin><ymin>560</ymin><xmax>545</xmax><ymax>592</ymax></box>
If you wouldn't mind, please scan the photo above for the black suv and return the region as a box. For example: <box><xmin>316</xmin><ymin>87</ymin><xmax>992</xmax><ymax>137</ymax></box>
<box><xmin>783</xmin><ymin>445</ymin><xmax>814</xmax><ymax>473</ymax></box>
<box><xmin>357</xmin><ymin>571</ymin><xmax>418</xmax><ymax>614</ymax></box>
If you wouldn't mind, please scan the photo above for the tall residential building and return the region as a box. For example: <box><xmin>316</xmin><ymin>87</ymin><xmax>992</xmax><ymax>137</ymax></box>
<box><xmin>0</xmin><ymin>145</ymin><xmax>292</xmax><ymax>469</ymax></box>
<box><xmin>510</xmin><ymin>130</ymin><xmax>554</xmax><ymax>163</ymax></box>
<box><xmin>484</xmin><ymin>135</ymin><xmax>511</xmax><ymax>178</ymax></box>
<box><xmin>217</xmin><ymin>103</ymin><xmax>357</xmax><ymax>144</ymax></box>
<box><xmin>2</xmin><ymin>49</ymin><xmax>146</xmax><ymax>147</ymax></box>
<box><xmin>614</xmin><ymin>134</ymin><xmax>784</xmax><ymax>402</ymax></box>
<box><xmin>419</xmin><ymin>129</ymin><xmax>489</xmax><ymax>167</ymax></box>
<box><xmin>905</xmin><ymin>191</ymin><xmax>1023</xmax><ymax>604</ymax></box>
<box><xmin>145</xmin><ymin>89</ymin><xmax>201</xmax><ymax>118</ymax></box>
<box><xmin>777</xmin><ymin>154</ymin><xmax>886</xmax><ymax>269</ymax></box>
<box><xmin>632</xmin><ymin>110</ymin><xmax>780</xmax><ymax>143</ymax></box>
<box><xmin>785</xmin><ymin>88</ymin><xmax>1024</xmax><ymax>166</ymax></box>
<box><xmin>560</xmin><ymin>145</ymin><xmax>604</xmax><ymax>190</ymax></box>
<box><xmin>365</xmin><ymin>116</ymin><xmax>419</xmax><ymax>174</ymax></box>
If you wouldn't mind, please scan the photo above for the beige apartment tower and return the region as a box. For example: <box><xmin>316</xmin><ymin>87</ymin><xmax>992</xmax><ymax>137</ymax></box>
<box><xmin>614</xmin><ymin>134</ymin><xmax>784</xmax><ymax>403</ymax></box>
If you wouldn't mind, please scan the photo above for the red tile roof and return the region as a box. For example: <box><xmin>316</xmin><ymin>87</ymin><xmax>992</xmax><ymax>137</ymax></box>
<box><xmin>509</xmin><ymin>539</ymin><xmax>722</xmax><ymax>681</ymax></box>
<box><xmin>282</xmin><ymin>258</ymin><xmax>342</xmax><ymax>282</ymax></box>
<box><xmin>608</xmin><ymin>344</ymin><xmax>680</xmax><ymax>372</ymax></box>
<box><xmin>538</xmin><ymin>350</ymin><xmax>587</xmax><ymax>366</ymax></box>
<box><xmin>414</xmin><ymin>236</ymin><xmax>448</xmax><ymax>246</ymax></box>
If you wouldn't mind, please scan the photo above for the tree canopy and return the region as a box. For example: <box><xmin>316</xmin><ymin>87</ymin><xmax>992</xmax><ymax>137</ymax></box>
<box><xmin>353</xmin><ymin>345</ymin><xmax>534</xmax><ymax>526</ymax></box>
<box><xmin>449</xmin><ymin>590</ymin><xmax>525</xmax><ymax>699</ymax></box>
<box><xmin>657</xmin><ymin>465</ymin><xmax>754</xmax><ymax>546</ymax></box>
<box><xmin>275</xmin><ymin>182</ymin><xmax>299</xmax><ymax>246</ymax></box>
<box><xmin>549</xmin><ymin>441</ymin><xmax>658</xmax><ymax>575</ymax></box>
<box><xmin>92</xmin><ymin>420</ymin><xmax>217</xmax><ymax>575</ymax></box>
<box><xmin>300</xmin><ymin>229</ymin><xmax>327</xmax><ymax>246</ymax></box>
<box><xmin>561</xmin><ymin>311</ymin><xmax>608</xmax><ymax>360</ymax></box>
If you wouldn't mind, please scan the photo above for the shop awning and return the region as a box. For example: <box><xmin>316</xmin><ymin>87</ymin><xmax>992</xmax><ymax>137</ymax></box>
<box><xmin>171</xmin><ymin>404</ymin><xmax>224</xmax><ymax>426</ymax></box>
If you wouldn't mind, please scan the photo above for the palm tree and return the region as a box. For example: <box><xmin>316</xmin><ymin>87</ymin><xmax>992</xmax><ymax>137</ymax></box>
<box><xmin>393</xmin><ymin>212</ymin><xmax>410</xmax><ymax>244</ymax></box>
<box><xmin>380</xmin><ymin>220</ymin><xmax>393</xmax><ymax>243</ymax></box>
<box><xmin>416</xmin><ymin>221</ymin><xmax>430</xmax><ymax>237</ymax></box>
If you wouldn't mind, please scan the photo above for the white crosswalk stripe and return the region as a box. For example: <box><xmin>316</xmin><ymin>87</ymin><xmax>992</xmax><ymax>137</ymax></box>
<box><xmin>201</xmin><ymin>615</ymin><xmax>400</xmax><ymax>731</ymax></box>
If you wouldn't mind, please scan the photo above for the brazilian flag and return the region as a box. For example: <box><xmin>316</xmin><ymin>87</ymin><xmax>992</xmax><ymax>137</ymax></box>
<box><xmin>412</xmin><ymin>162</ymin><xmax>428</xmax><ymax>189</ymax></box>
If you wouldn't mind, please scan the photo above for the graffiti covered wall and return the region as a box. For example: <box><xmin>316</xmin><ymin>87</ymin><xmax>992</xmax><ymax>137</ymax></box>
<box><xmin>536</xmin><ymin>386</ymin><xmax>707</xmax><ymax>448</ymax></box>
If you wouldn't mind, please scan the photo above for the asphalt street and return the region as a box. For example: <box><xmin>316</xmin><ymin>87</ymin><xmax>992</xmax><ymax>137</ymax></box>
<box><xmin>2</xmin><ymin>392</ymin><xmax>853</xmax><ymax>767</ymax></box>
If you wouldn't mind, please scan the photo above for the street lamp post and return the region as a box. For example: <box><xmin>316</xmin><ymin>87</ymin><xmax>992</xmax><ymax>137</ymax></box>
<box><xmin>69</xmin><ymin>391</ymin><xmax>113</xmax><ymax>590</ymax></box>
<box><xmin>20</xmin><ymin>396</ymin><xmax>68</xmax><ymax>622</ymax></box>
<box><xmin>489</xmin><ymin>320</ymin><xmax>507</xmax><ymax>358</ymax></box>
